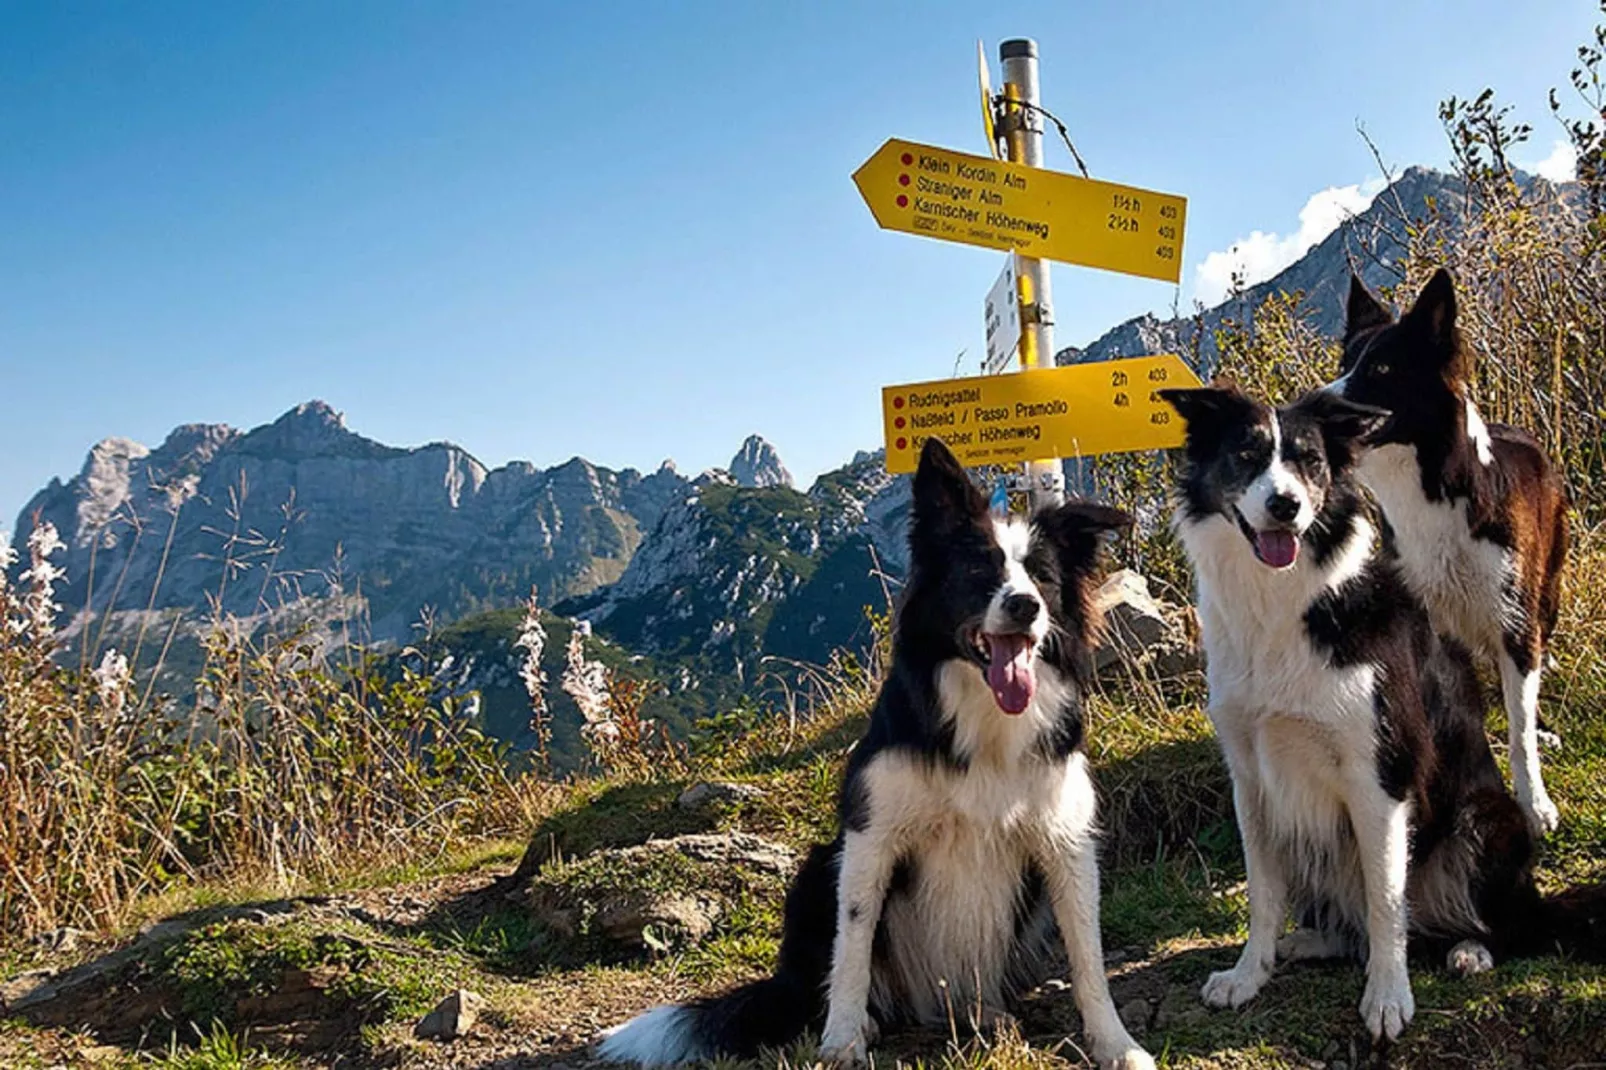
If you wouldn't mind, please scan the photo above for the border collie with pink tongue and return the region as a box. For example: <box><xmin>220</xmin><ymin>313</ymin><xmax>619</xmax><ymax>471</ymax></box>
<box><xmin>596</xmin><ymin>438</ymin><xmax>1153</xmax><ymax>1069</ymax></box>
<box><xmin>1325</xmin><ymin>269</ymin><xmax>1570</xmax><ymax>835</ymax></box>
<box><xmin>1161</xmin><ymin>384</ymin><xmax>1605</xmax><ymax>1044</ymax></box>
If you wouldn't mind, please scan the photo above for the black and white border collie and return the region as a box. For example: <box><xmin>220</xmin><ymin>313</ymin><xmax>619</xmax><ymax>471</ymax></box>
<box><xmin>1325</xmin><ymin>269</ymin><xmax>1570</xmax><ymax>835</ymax></box>
<box><xmin>597</xmin><ymin>438</ymin><xmax>1153</xmax><ymax>1070</ymax></box>
<box><xmin>1161</xmin><ymin>384</ymin><xmax>1601</xmax><ymax>1042</ymax></box>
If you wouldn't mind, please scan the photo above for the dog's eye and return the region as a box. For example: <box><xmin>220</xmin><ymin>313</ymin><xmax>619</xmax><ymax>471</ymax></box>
<box><xmin>1235</xmin><ymin>447</ymin><xmax>1258</xmax><ymax>463</ymax></box>
<box><xmin>1370</xmin><ymin>361</ymin><xmax>1391</xmax><ymax>377</ymax></box>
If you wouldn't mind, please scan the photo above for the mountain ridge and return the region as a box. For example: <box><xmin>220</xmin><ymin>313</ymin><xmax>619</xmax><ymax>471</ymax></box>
<box><xmin>9</xmin><ymin>163</ymin><xmax>1494</xmax><ymax>752</ymax></box>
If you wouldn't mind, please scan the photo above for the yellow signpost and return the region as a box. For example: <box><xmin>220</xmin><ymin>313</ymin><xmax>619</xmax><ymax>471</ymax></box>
<box><xmin>852</xmin><ymin>138</ymin><xmax>1187</xmax><ymax>284</ymax></box>
<box><xmin>880</xmin><ymin>354</ymin><xmax>1203</xmax><ymax>475</ymax></box>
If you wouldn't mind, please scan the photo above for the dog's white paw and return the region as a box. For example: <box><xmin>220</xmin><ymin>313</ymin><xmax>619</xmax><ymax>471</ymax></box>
<box><xmin>1359</xmin><ymin>968</ymin><xmax>1415</xmax><ymax>1041</ymax></box>
<box><xmin>1200</xmin><ymin>961</ymin><xmax>1270</xmax><ymax>1009</ymax></box>
<box><xmin>819</xmin><ymin>1013</ymin><xmax>876</xmax><ymax>1066</ymax></box>
<box><xmin>1536</xmin><ymin>727</ymin><xmax>1562</xmax><ymax>752</ymax></box>
<box><xmin>1524</xmin><ymin>790</ymin><xmax>1561</xmax><ymax>836</ymax></box>
<box><xmin>1100</xmin><ymin>1045</ymin><xmax>1157</xmax><ymax>1070</ymax></box>
<box><xmin>1276</xmin><ymin>927</ymin><xmax>1343</xmax><ymax>963</ymax></box>
<box><xmin>1446</xmin><ymin>938</ymin><xmax>1494</xmax><ymax>977</ymax></box>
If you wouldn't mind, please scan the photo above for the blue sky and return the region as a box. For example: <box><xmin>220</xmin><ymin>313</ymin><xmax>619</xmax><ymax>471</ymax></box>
<box><xmin>1</xmin><ymin>1</ymin><xmax>1595</xmax><ymax>528</ymax></box>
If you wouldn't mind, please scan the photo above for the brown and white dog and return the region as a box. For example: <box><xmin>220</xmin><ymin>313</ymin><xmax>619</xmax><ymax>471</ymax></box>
<box><xmin>1324</xmin><ymin>269</ymin><xmax>1569</xmax><ymax>834</ymax></box>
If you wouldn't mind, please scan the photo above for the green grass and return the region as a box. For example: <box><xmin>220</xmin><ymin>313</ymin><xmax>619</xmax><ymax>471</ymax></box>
<box><xmin>141</xmin><ymin>1026</ymin><xmax>311</xmax><ymax>1070</ymax></box>
<box><xmin>5</xmin><ymin>583</ymin><xmax>1606</xmax><ymax>1070</ymax></box>
<box><xmin>154</xmin><ymin>916</ymin><xmax>472</xmax><ymax>1030</ymax></box>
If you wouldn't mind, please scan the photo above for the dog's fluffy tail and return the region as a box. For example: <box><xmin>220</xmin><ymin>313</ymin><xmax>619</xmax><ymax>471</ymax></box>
<box><xmin>595</xmin><ymin>841</ymin><xmax>839</xmax><ymax>1065</ymax></box>
<box><xmin>596</xmin><ymin>973</ymin><xmax>821</xmax><ymax>1066</ymax></box>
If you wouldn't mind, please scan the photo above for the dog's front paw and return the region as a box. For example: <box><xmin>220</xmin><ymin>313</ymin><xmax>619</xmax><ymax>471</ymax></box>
<box><xmin>1359</xmin><ymin>968</ymin><xmax>1415</xmax><ymax>1041</ymax></box>
<box><xmin>1523</xmin><ymin>790</ymin><xmax>1561</xmax><ymax>836</ymax></box>
<box><xmin>1201</xmin><ymin>961</ymin><xmax>1270</xmax><ymax>1009</ymax></box>
<box><xmin>1100</xmin><ymin>1045</ymin><xmax>1157</xmax><ymax>1070</ymax></box>
<box><xmin>819</xmin><ymin>1014</ymin><xmax>877</xmax><ymax>1066</ymax></box>
<box><xmin>1536</xmin><ymin>727</ymin><xmax>1562</xmax><ymax>752</ymax></box>
<box><xmin>1446</xmin><ymin>938</ymin><xmax>1494</xmax><ymax>977</ymax></box>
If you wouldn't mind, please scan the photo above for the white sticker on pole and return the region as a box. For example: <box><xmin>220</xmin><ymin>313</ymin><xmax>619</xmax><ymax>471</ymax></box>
<box><xmin>983</xmin><ymin>253</ymin><xmax>1021</xmax><ymax>374</ymax></box>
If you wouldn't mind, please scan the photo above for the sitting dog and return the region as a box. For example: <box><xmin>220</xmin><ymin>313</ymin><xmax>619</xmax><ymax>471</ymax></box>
<box><xmin>597</xmin><ymin>437</ymin><xmax>1153</xmax><ymax>1069</ymax></box>
<box><xmin>1325</xmin><ymin>269</ymin><xmax>1569</xmax><ymax>834</ymax></box>
<box><xmin>1161</xmin><ymin>384</ymin><xmax>1599</xmax><ymax>1041</ymax></box>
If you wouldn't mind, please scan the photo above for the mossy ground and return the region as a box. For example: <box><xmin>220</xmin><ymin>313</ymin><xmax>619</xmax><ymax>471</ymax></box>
<box><xmin>4</xmin><ymin>620</ymin><xmax>1605</xmax><ymax>1070</ymax></box>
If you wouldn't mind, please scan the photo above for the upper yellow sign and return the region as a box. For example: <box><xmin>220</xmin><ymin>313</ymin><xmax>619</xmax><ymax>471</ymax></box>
<box><xmin>853</xmin><ymin>138</ymin><xmax>1187</xmax><ymax>283</ymax></box>
<box><xmin>881</xmin><ymin>354</ymin><xmax>1203</xmax><ymax>474</ymax></box>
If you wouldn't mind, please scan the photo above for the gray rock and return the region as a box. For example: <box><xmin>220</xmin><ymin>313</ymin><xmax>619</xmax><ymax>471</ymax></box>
<box><xmin>414</xmin><ymin>988</ymin><xmax>485</xmax><ymax>1041</ymax></box>
<box><xmin>641</xmin><ymin>832</ymin><xmax>795</xmax><ymax>873</ymax></box>
<box><xmin>599</xmin><ymin>894</ymin><xmax>719</xmax><ymax>950</ymax></box>
<box><xmin>1087</xmin><ymin>570</ymin><xmax>1201</xmax><ymax>679</ymax></box>
<box><xmin>527</xmin><ymin>832</ymin><xmax>794</xmax><ymax>953</ymax></box>
<box><xmin>677</xmin><ymin>781</ymin><xmax>765</xmax><ymax>812</ymax></box>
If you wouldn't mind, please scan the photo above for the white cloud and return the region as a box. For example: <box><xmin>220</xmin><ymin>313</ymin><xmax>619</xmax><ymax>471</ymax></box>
<box><xmin>1527</xmin><ymin>139</ymin><xmax>1577</xmax><ymax>182</ymax></box>
<box><xmin>1194</xmin><ymin>178</ymin><xmax>1386</xmax><ymax>307</ymax></box>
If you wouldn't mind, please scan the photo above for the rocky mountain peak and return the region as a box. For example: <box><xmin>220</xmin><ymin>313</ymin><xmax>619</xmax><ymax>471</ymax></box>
<box><xmin>728</xmin><ymin>435</ymin><xmax>793</xmax><ymax>489</ymax></box>
<box><xmin>234</xmin><ymin>400</ymin><xmax>397</xmax><ymax>461</ymax></box>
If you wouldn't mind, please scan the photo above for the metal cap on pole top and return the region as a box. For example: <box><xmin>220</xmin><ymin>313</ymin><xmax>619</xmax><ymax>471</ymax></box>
<box><xmin>999</xmin><ymin>38</ymin><xmax>1065</xmax><ymax>510</ymax></box>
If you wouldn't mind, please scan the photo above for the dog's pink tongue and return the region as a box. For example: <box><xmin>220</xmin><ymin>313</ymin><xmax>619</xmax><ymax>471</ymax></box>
<box><xmin>1256</xmin><ymin>530</ymin><xmax>1299</xmax><ymax>569</ymax></box>
<box><xmin>986</xmin><ymin>634</ymin><xmax>1035</xmax><ymax>715</ymax></box>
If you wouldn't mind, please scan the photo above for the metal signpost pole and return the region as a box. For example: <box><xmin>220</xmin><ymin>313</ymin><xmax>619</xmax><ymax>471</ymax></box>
<box><xmin>999</xmin><ymin>38</ymin><xmax>1065</xmax><ymax>510</ymax></box>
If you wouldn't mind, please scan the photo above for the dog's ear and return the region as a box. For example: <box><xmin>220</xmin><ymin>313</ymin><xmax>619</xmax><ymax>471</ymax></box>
<box><xmin>1157</xmin><ymin>385</ymin><xmax>1240</xmax><ymax>426</ymax></box>
<box><xmin>1345</xmin><ymin>272</ymin><xmax>1392</xmax><ymax>338</ymax></box>
<box><xmin>1402</xmin><ymin>267</ymin><xmax>1459</xmax><ymax>365</ymax></box>
<box><xmin>910</xmin><ymin>437</ymin><xmax>987</xmax><ymax>547</ymax></box>
<box><xmin>1035</xmin><ymin>500</ymin><xmax>1132</xmax><ymax>576</ymax></box>
<box><xmin>1299</xmin><ymin>390</ymin><xmax>1392</xmax><ymax>470</ymax></box>
<box><xmin>1158</xmin><ymin>386</ymin><xmax>1251</xmax><ymax>456</ymax></box>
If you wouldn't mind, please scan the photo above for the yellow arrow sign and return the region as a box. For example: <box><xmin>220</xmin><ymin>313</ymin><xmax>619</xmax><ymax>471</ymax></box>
<box><xmin>853</xmin><ymin>138</ymin><xmax>1187</xmax><ymax>283</ymax></box>
<box><xmin>881</xmin><ymin>354</ymin><xmax>1202</xmax><ymax>474</ymax></box>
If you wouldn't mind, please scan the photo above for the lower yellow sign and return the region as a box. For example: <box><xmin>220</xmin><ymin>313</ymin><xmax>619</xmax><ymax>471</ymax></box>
<box><xmin>880</xmin><ymin>354</ymin><xmax>1203</xmax><ymax>474</ymax></box>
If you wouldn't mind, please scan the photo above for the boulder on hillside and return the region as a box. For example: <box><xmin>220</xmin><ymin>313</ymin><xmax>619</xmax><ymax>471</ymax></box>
<box><xmin>524</xmin><ymin>832</ymin><xmax>794</xmax><ymax>956</ymax></box>
<box><xmin>1088</xmin><ymin>569</ymin><xmax>1200</xmax><ymax>681</ymax></box>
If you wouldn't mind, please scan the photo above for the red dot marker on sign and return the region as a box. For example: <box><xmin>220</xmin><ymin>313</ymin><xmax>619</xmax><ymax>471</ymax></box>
<box><xmin>898</xmin><ymin>174</ymin><xmax>910</xmax><ymax>186</ymax></box>
<box><xmin>901</xmin><ymin>152</ymin><xmax>913</xmax><ymax>165</ymax></box>
<box><xmin>896</xmin><ymin>195</ymin><xmax>908</xmax><ymax>208</ymax></box>
<box><xmin>896</xmin><ymin>437</ymin><xmax>907</xmax><ymax>450</ymax></box>
<box><xmin>893</xmin><ymin>396</ymin><xmax>905</xmax><ymax>409</ymax></box>
<box><xmin>895</xmin><ymin>416</ymin><xmax>906</xmax><ymax>429</ymax></box>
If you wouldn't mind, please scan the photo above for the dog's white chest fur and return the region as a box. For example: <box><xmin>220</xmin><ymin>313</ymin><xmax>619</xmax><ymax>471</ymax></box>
<box><xmin>1358</xmin><ymin>444</ymin><xmax>1515</xmax><ymax>652</ymax></box>
<box><xmin>859</xmin><ymin>661</ymin><xmax>1092</xmax><ymax>1021</ymax></box>
<box><xmin>1180</xmin><ymin>513</ymin><xmax>1381</xmax><ymax>924</ymax></box>
<box><xmin>1185</xmin><ymin>515</ymin><xmax>1377</xmax><ymax>723</ymax></box>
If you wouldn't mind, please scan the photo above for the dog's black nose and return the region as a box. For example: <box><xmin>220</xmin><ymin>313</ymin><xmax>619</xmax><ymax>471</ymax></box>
<box><xmin>1003</xmin><ymin>593</ymin><xmax>1040</xmax><ymax>623</ymax></box>
<box><xmin>1266</xmin><ymin>493</ymin><xmax>1300</xmax><ymax>523</ymax></box>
